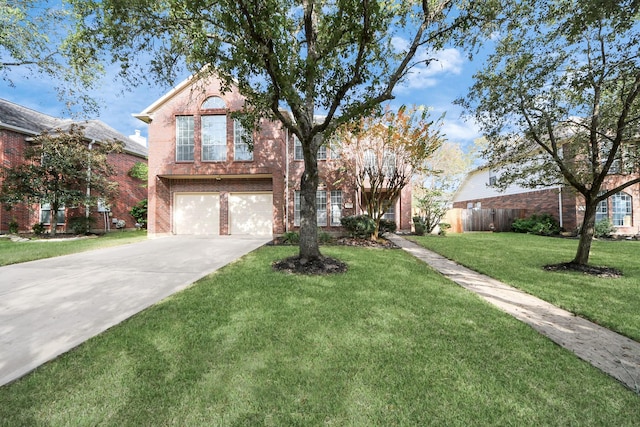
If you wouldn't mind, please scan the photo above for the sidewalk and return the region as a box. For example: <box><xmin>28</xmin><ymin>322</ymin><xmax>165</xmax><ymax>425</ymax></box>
<box><xmin>386</xmin><ymin>234</ymin><xmax>640</xmax><ymax>393</ymax></box>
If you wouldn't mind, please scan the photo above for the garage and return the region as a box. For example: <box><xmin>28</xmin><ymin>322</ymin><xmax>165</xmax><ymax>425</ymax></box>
<box><xmin>228</xmin><ymin>193</ymin><xmax>273</xmax><ymax>235</ymax></box>
<box><xmin>173</xmin><ymin>193</ymin><xmax>220</xmax><ymax>235</ymax></box>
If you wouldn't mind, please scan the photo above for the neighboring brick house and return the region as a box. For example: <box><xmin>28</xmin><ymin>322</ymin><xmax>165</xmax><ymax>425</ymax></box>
<box><xmin>135</xmin><ymin>75</ymin><xmax>411</xmax><ymax>237</ymax></box>
<box><xmin>452</xmin><ymin>166</ymin><xmax>640</xmax><ymax>235</ymax></box>
<box><xmin>0</xmin><ymin>98</ymin><xmax>148</xmax><ymax>234</ymax></box>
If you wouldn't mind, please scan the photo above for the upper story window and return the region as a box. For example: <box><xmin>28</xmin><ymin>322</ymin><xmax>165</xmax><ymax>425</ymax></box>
<box><xmin>234</xmin><ymin>119</ymin><xmax>253</xmax><ymax>161</ymax></box>
<box><xmin>202</xmin><ymin>115</ymin><xmax>227</xmax><ymax>161</ymax></box>
<box><xmin>201</xmin><ymin>96</ymin><xmax>226</xmax><ymax>110</ymax></box>
<box><xmin>294</xmin><ymin>136</ymin><xmax>327</xmax><ymax>160</ymax></box>
<box><xmin>176</xmin><ymin>115</ymin><xmax>194</xmax><ymax>161</ymax></box>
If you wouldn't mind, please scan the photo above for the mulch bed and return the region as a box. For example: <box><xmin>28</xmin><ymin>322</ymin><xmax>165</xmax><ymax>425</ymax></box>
<box><xmin>270</xmin><ymin>236</ymin><xmax>398</xmax><ymax>275</ymax></box>
<box><xmin>543</xmin><ymin>262</ymin><xmax>623</xmax><ymax>278</ymax></box>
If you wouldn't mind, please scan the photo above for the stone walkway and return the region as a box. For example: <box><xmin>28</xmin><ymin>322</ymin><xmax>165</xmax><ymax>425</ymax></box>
<box><xmin>386</xmin><ymin>234</ymin><xmax>640</xmax><ymax>393</ymax></box>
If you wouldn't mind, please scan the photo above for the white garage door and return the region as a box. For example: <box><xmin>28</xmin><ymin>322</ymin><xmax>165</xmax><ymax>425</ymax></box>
<box><xmin>174</xmin><ymin>193</ymin><xmax>220</xmax><ymax>235</ymax></box>
<box><xmin>229</xmin><ymin>193</ymin><xmax>273</xmax><ymax>235</ymax></box>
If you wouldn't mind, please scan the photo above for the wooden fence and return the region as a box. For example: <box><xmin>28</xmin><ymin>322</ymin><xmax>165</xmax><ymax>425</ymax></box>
<box><xmin>444</xmin><ymin>208</ymin><xmax>527</xmax><ymax>233</ymax></box>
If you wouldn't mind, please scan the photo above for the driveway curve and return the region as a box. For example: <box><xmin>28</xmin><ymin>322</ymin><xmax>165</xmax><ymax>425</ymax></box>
<box><xmin>0</xmin><ymin>236</ymin><xmax>270</xmax><ymax>387</ymax></box>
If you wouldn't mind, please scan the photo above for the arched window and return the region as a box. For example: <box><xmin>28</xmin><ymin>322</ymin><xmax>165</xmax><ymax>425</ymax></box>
<box><xmin>595</xmin><ymin>197</ymin><xmax>608</xmax><ymax>223</ymax></box>
<box><xmin>612</xmin><ymin>192</ymin><xmax>632</xmax><ymax>226</ymax></box>
<box><xmin>201</xmin><ymin>96</ymin><xmax>225</xmax><ymax>109</ymax></box>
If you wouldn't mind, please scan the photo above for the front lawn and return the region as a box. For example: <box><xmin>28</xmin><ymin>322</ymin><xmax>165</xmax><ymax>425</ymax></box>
<box><xmin>409</xmin><ymin>233</ymin><xmax>640</xmax><ymax>342</ymax></box>
<box><xmin>0</xmin><ymin>231</ymin><xmax>147</xmax><ymax>266</ymax></box>
<box><xmin>0</xmin><ymin>246</ymin><xmax>637</xmax><ymax>425</ymax></box>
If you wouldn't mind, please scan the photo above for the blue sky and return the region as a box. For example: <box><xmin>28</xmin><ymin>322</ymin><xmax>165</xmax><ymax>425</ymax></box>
<box><xmin>0</xmin><ymin>44</ymin><xmax>485</xmax><ymax>150</ymax></box>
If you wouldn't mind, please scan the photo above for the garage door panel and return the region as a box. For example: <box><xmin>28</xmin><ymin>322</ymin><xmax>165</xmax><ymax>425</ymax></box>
<box><xmin>229</xmin><ymin>193</ymin><xmax>273</xmax><ymax>236</ymax></box>
<box><xmin>174</xmin><ymin>193</ymin><xmax>220</xmax><ymax>235</ymax></box>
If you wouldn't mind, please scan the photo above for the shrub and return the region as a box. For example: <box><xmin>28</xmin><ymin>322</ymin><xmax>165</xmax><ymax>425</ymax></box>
<box><xmin>130</xmin><ymin>199</ymin><xmax>148</xmax><ymax>228</ymax></box>
<box><xmin>281</xmin><ymin>231</ymin><xmax>300</xmax><ymax>245</ymax></box>
<box><xmin>413</xmin><ymin>216</ymin><xmax>427</xmax><ymax>236</ymax></box>
<box><xmin>318</xmin><ymin>229</ymin><xmax>334</xmax><ymax>244</ymax></box>
<box><xmin>378</xmin><ymin>218</ymin><xmax>397</xmax><ymax>234</ymax></box>
<box><xmin>341</xmin><ymin>215</ymin><xmax>375</xmax><ymax>239</ymax></box>
<box><xmin>512</xmin><ymin>213</ymin><xmax>560</xmax><ymax>236</ymax></box>
<box><xmin>594</xmin><ymin>218</ymin><xmax>615</xmax><ymax>238</ymax></box>
<box><xmin>32</xmin><ymin>222</ymin><xmax>45</xmax><ymax>235</ymax></box>
<box><xmin>438</xmin><ymin>222</ymin><xmax>451</xmax><ymax>236</ymax></box>
<box><xmin>68</xmin><ymin>216</ymin><xmax>96</xmax><ymax>235</ymax></box>
<box><xmin>8</xmin><ymin>219</ymin><xmax>19</xmax><ymax>234</ymax></box>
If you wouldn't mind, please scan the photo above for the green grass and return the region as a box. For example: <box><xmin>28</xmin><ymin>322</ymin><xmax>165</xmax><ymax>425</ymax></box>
<box><xmin>0</xmin><ymin>231</ymin><xmax>148</xmax><ymax>266</ymax></box>
<box><xmin>409</xmin><ymin>232</ymin><xmax>640</xmax><ymax>342</ymax></box>
<box><xmin>0</xmin><ymin>246</ymin><xmax>637</xmax><ymax>425</ymax></box>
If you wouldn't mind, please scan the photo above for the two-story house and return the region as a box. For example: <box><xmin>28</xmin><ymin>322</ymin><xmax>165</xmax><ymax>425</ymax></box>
<box><xmin>0</xmin><ymin>98</ymin><xmax>148</xmax><ymax>234</ymax></box>
<box><xmin>135</xmin><ymin>75</ymin><xmax>412</xmax><ymax>237</ymax></box>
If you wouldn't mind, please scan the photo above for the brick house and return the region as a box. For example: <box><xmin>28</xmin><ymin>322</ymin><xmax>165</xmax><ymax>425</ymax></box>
<box><xmin>0</xmin><ymin>98</ymin><xmax>148</xmax><ymax>234</ymax></box>
<box><xmin>452</xmin><ymin>166</ymin><xmax>640</xmax><ymax>235</ymax></box>
<box><xmin>135</xmin><ymin>75</ymin><xmax>412</xmax><ymax>237</ymax></box>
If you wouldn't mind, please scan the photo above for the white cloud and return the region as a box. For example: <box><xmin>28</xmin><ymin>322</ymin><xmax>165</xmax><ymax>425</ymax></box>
<box><xmin>395</xmin><ymin>47</ymin><xmax>465</xmax><ymax>91</ymax></box>
<box><xmin>440</xmin><ymin>117</ymin><xmax>482</xmax><ymax>145</ymax></box>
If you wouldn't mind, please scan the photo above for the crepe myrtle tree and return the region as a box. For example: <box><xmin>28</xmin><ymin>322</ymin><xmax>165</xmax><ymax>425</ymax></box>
<box><xmin>0</xmin><ymin>125</ymin><xmax>122</xmax><ymax>235</ymax></box>
<box><xmin>66</xmin><ymin>0</ymin><xmax>487</xmax><ymax>263</ymax></box>
<box><xmin>336</xmin><ymin>106</ymin><xmax>443</xmax><ymax>239</ymax></box>
<box><xmin>460</xmin><ymin>0</ymin><xmax>640</xmax><ymax>266</ymax></box>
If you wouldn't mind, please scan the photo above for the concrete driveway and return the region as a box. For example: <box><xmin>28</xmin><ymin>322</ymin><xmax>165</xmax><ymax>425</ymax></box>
<box><xmin>0</xmin><ymin>235</ymin><xmax>270</xmax><ymax>387</ymax></box>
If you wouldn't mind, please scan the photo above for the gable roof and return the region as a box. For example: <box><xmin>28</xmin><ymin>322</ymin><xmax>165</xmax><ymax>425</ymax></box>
<box><xmin>0</xmin><ymin>98</ymin><xmax>148</xmax><ymax>158</ymax></box>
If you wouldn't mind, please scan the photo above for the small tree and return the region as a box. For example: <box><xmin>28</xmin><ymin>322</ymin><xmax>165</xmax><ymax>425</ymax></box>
<box><xmin>414</xmin><ymin>188</ymin><xmax>449</xmax><ymax>234</ymax></box>
<box><xmin>337</xmin><ymin>106</ymin><xmax>443</xmax><ymax>239</ymax></box>
<box><xmin>0</xmin><ymin>125</ymin><xmax>123</xmax><ymax>235</ymax></box>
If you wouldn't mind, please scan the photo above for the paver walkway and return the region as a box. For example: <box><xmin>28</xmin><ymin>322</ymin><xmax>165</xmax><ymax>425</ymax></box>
<box><xmin>386</xmin><ymin>234</ymin><xmax>640</xmax><ymax>393</ymax></box>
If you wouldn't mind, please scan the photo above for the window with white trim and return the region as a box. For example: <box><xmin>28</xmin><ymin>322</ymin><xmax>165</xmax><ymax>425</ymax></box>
<box><xmin>612</xmin><ymin>192</ymin><xmax>632</xmax><ymax>226</ymax></box>
<box><xmin>317</xmin><ymin>144</ymin><xmax>327</xmax><ymax>160</ymax></box>
<box><xmin>234</xmin><ymin>119</ymin><xmax>253</xmax><ymax>161</ymax></box>
<box><xmin>595</xmin><ymin>197</ymin><xmax>608</xmax><ymax>223</ymax></box>
<box><xmin>202</xmin><ymin>115</ymin><xmax>227</xmax><ymax>161</ymax></box>
<box><xmin>383</xmin><ymin>203</ymin><xmax>395</xmax><ymax>221</ymax></box>
<box><xmin>201</xmin><ymin>96</ymin><xmax>226</xmax><ymax>109</ymax></box>
<box><xmin>330</xmin><ymin>190</ymin><xmax>342</xmax><ymax>226</ymax></box>
<box><xmin>176</xmin><ymin>116</ymin><xmax>194</xmax><ymax>161</ymax></box>
<box><xmin>40</xmin><ymin>203</ymin><xmax>65</xmax><ymax>225</ymax></box>
<box><xmin>294</xmin><ymin>136</ymin><xmax>303</xmax><ymax>160</ymax></box>
<box><xmin>317</xmin><ymin>190</ymin><xmax>327</xmax><ymax>226</ymax></box>
<box><xmin>294</xmin><ymin>191</ymin><xmax>329</xmax><ymax>226</ymax></box>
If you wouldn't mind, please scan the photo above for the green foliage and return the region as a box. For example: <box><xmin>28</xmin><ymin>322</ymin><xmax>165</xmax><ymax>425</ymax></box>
<box><xmin>413</xmin><ymin>216</ymin><xmax>427</xmax><ymax>236</ymax></box>
<box><xmin>378</xmin><ymin>218</ymin><xmax>397</xmax><ymax>235</ymax></box>
<box><xmin>8</xmin><ymin>219</ymin><xmax>18</xmax><ymax>234</ymax></box>
<box><xmin>68</xmin><ymin>216</ymin><xmax>96</xmax><ymax>235</ymax></box>
<box><xmin>281</xmin><ymin>231</ymin><xmax>300</xmax><ymax>245</ymax></box>
<box><xmin>594</xmin><ymin>218</ymin><xmax>615</xmax><ymax>238</ymax></box>
<box><xmin>438</xmin><ymin>222</ymin><xmax>451</xmax><ymax>236</ymax></box>
<box><xmin>341</xmin><ymin>215</ymin><xmax>375</xmax><ymax>239</ymax></box>
<box><xmin>128</xmin><ymin>162</ymin><xmax>148</xmax><ymax>186</ymax></box>
<box><xmin>31</xmin><ymin>222</ymin><xmax>45</xmax><ymax>235</ymax></box>
<box><xmin>318</xmin><ymin>229</ymin><xmax>334</xmax><ymax>244</ymax></box>
<box><xmin>414</xmin><ymin>188</ymin><xmax>449</xmax><ymax>234</ymax></box>
<box><xmin>129</xmin><ymin>198</ymin><xmax>148</xmax><ymax>227</ymax></box>
<box><xmin>512</xmin><ymin>214</ymin><xmax>560</xmax><ymax>236</ymax></box>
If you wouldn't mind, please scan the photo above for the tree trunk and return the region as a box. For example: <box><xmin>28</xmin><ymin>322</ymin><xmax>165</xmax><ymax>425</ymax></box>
<box><xmin>298</xmin><ymin>137</ymin><xmax>321</xmax><ymax>262</ymax></box>
<box><xmin>573</xmin><ymin>200</ymin><xmax>597</xmax><ymax>265</ymax></box>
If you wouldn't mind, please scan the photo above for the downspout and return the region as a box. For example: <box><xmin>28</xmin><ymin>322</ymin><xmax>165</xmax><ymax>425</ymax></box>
<box><xmin>86</xmin><ymin>140</ymin><xmax>94</xmax><ymax>219</ymax></box>
<box><xmin>285</xmin><ymin>126</ymin><xmax>290</xmax><ymax>232</ymax></box>
<box><xmin>558</xmin><ymin>187</ymin><xmax>563</xmax><ymax>229</ymax></box>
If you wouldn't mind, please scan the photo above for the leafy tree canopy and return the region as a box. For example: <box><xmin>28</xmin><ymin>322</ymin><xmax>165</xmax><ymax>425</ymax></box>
<box><xmin>460</xmin><ymin>0</ymin><xmax>640</xmax><ymax>265</ymax></box>
<box><xmin>66</xmin><ymin>0</ymin><xmax>489</xmax><ymax>261</ymax></box>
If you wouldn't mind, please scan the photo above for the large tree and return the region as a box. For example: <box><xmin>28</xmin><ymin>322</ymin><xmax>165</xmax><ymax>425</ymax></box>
<box><xmin>1</xmin><ymin>1</ymin><xmax>100</xmax><ymax>112</ymax></box>
<box><xmin>0</xmin><ymin>125</ymin><xmax>123</xmax><ymax>235</ymax></box>
<box><xmin>461</xmin><ymin>0</ymin><xmax>640</xmax><ymax>266</ymax></box>
<box><xmin>66</xmin><ymin>0</ymin><xmax>482</xmax><ymax>263</ymax></box>
<box><xmin>337</xmin><ymin>106</ymin><xmax>443</xmax><ymax>239</ymax></box>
